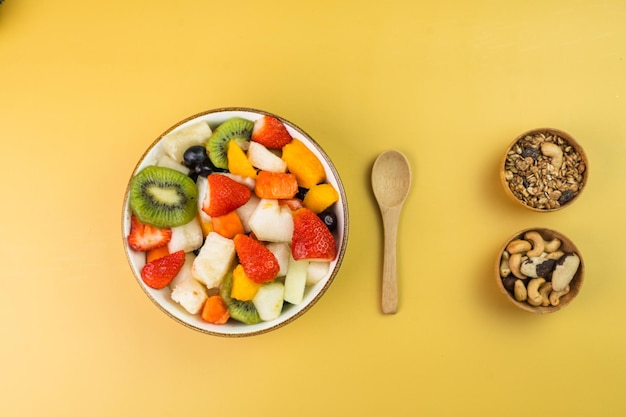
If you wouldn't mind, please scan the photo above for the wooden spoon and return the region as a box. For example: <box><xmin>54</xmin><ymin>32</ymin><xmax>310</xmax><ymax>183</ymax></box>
<box><xmin>371</xmin><ymin>150</ymin><xmax>412</xmax><ymax>314</ymax></box>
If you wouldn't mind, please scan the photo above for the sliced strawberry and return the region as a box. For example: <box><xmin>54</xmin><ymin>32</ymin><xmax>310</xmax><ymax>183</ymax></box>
<box><xmin>251</xmin><ymin>115</ymin><xmax>293</xmax><ymax>149</ymax></box>
<box><xmin>127</xmin><ymin>214</ymin><xmax>172</xmax><ymax>251</ymax></box>
<box><xmin>233</xmin><ymin>234</ymin><xmax>280</xmax><ymax>283</ymax></box>
<box><xmin>202</xmin><ymin>173</ymin><xmax>251</xmax><ymax>217</ymax></box>
<box><xmin>291</xmin><ymin>208</ymin><xmax>337</xmax><ymax>261</ymax></box>
<box><xmin>140</xmin><ymin>250</ymin><xmax>185</xmax><ymax>289</ymax></box>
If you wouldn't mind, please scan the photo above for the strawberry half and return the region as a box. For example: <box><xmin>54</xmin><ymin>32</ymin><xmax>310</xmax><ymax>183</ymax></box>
<box><xmin>141</xmin><ymin>250</ymin><xmax>185</xmax><ymax>289</ymax></box>
<box><xmin>127</xmin><ymin>214</ymin><xmax>172</xmax><ymax>251</ymax></box>
<box><xmin>233</xmin><ymin>234</ymin><xmax>280</xmax><ymax>283</ymax></box>
<box><xmin>291</xmin><ymin>208</ymin><xmax>337</xmax><ymax>261</ymax></box>
<box><xmin>202</xmin><ymin>174</ymin><xmax>251</xmax><ymax>217</ymax></box>
<box><xmin>251</xmin><ymin>115</ymin><xmax>293</xmax><ymax>149</ymax></box>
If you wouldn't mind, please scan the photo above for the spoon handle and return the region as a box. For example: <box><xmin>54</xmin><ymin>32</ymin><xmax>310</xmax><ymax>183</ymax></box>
<box><xmin>381</xmin><ymin>206</ymin><xmax>401</xmax><ymax>314</ymax></box>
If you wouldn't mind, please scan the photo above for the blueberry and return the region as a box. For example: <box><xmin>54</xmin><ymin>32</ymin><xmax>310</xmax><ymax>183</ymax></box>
<box><xmin>318</xmin><ymin>210</ymin><xmax>337</xmax><ymax>232</ymax></box>
<box><xmin>183</xmin><ymin>145</ymin><xmax>208</xmax><ymax>169</ymax></box>
<box><xmin>195</xmin><ymin>158</ymin><xmax>214</xmax><ymax>177</ymax></box>
<box><xmin>296</xmin><ymin>187</ymin><xmax>309</xmax><ymax>200</ymax></box>
<box><xmin>195</xmin><ymin>157</ymin><xmax>227</xmax><ymax>177</ymax></box>
<box><xmin>187</xmin><ymin>170</ymin><xmax>199</xmax><ymax>183</ymax></box>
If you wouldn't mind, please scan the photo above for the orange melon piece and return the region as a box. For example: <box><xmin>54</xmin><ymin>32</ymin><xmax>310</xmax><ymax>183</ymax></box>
<box><xmin>201</xmin><ymin>295</ymin><xmax>230</xmax><ymax>324</ymax></box>
<box><xmin>255</xmin><ymin>171</ymin><xmax>298</xmax><ymax>199</ymax></box>
<box><xmin>145</xmin><ymin>245</ymin><xmax>170</xmax><ymax>263</ymax></box>
<box><xmin>227</xmin><ymin>140</ymin><xmax>257</xmax><ymax>178</ymax></box>
<box><xmin>212</xmin><ymin>211</ymin><xmax>245</xmax><ymax>239</ymax></box>
<box><xmin>281</xmin><ymin>139</ymin><xmax>326</xmax><ymax>189</ymax></box>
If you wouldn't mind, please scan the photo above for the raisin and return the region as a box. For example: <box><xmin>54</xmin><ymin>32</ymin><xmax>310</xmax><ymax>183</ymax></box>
<box><xmin>558</xmin><ymin>189</ymin><xmax>576</xmax><ymax>205</ymax></box>
<box><xmin>521</xmin><ymin>146</ymin><xmax>540</xmax><ymax>160</ymax></box>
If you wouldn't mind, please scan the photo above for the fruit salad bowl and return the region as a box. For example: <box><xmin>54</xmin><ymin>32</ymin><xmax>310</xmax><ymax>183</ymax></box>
<box><xmin>122</xmin><ymin>107</ymin><xmax>348</xmax><ymax>337</ymax></box>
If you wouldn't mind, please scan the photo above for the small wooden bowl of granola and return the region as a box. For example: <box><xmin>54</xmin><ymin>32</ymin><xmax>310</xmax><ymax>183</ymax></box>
<box><xmin>496</xmin><ymin>227</ymin><xmax>584</xmax><ymax>313</ymax></box>
<box><xmin>500</xmin><ymin>128</ymin><xmax>588</xmax><ymax>211</ymax></box>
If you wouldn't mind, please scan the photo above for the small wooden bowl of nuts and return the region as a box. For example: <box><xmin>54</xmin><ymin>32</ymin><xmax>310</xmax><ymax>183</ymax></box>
<box><xmin>496</xmin><ymin>228</ymin><xmax>584</xmax><ymax>313</ymax></box>
<box><xmin>501</xmin><ymin>128</ymin><xmax>588</xmax><ymax>211</ymax></box>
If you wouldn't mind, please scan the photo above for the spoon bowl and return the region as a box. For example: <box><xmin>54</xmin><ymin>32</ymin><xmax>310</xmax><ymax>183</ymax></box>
<box><xmin>372</xmin><ymin>150</ymin><xmax>411</xmax><ymax>314</ymax></box>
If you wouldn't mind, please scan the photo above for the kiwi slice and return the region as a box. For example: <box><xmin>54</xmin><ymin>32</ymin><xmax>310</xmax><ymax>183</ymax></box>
<box><xmin>129</xmin><ymin>166</ymin><xmax>198</xmax><ymax>228</ymax></box>
<box><xmin>220</xmin><ymin>272</ymin><xmax>262</xmax><ymax>325</ymax></box>
<box><xmin>206</xmin><ymin>117</ymin><xmax>254</xmax><ymax>169</ymax></box>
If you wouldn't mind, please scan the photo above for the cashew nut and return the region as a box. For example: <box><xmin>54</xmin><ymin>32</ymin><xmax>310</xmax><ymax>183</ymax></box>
<box><xmin>545</xmin><ymin>250</ymin><xmax>565</xmax><ymax>260</ymax></box>
<box><xmin>506</xmin><ymin>239</ymin><xmax>532</xmax><ymax>254</ymax></box>
<box><xmin>544</xmin><ymin>238</ymin><xmax>562</xmax><ymax>253</ymax></box>
<box><xmin>508</xmin><ymin>253</ymin><xmax>526</xmax><ymax>279</ymax></box>
<box><xmin>514</xmin><ymin>279</ymin><xmax>527</xmax><ymax>302</ymax></box>
<box><xmin>527</xmin><ymin>278</ymin><xmax>546</xmax><ymax>306</ymax></box>
<box><xmin>500</xmin><ymin>252</ymin><xmax>511</xmax><ymax>278</ymax></box>
<box><xmin>524</xmin><ymin>231</ymin><xmax>545</xmax><ymax>257</ymax></box>
<box><xmin>538</xmin><ymin>282</ymin><xmax>553</xmax><ymax>307</ymax></box>
<box><xmin>549</xmin><ymin>285</ymin><xmax>571</xmax><ymax>306</ymax></box>
<box><xmin>540</xmin><ymin>142</ymin><xmax>563</xmax><ymax>170</ymax></box>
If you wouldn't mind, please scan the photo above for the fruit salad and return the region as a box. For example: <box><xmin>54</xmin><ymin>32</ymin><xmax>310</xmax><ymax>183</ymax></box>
<box><xmin>124</xmin><ymin>112</ymin><xmax>344</xmax><ymax>328</ymax></box>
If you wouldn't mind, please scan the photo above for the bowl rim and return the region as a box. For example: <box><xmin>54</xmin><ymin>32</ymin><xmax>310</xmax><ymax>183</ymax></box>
<box><xmin>121</xmin><ymin>107</ymin><xmax>349</xmax><ymax>337</ymax></box>
<box><xmin>500</xmin><ymin>127</ymin><xmax>589</xmax><ymax>212</ymax></box>
<box><xmin>495</xmin><ymin>227</ymin><xmax>584</xmax><ymax>314</ymax></box>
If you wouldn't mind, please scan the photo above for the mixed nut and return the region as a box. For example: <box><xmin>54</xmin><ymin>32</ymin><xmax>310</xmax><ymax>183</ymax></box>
<box><xmin>500</xmin><ymin>230</ymin><xmax>580</xmax><ymax>308</ymax></box>
<box><xmin>503</xmin><ymin>130</ymin><xmax>586</xmax><ymax>210</ymax></box>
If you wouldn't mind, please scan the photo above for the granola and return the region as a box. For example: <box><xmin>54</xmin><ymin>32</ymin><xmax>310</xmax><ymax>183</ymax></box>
<box><xmin>503</xmin><ymin>131</ymin><xmax>586</xmax><ymax>210</ymax></box>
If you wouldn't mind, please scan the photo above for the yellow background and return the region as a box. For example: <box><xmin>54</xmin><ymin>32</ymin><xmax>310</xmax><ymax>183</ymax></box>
<box><xmin>2</xmin><ymin>0</ymin><xmax>625</xmax><ymax>415</ymax></box>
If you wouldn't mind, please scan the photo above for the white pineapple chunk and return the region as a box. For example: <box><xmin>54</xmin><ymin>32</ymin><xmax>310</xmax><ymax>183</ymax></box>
<box><xmin>252</xmin><ymin>282</ymin><xmax>285</xmax><ymax>321</ymax></box>
<box><xmin>161</xmin><ymin>121</ymin><xmax>212</xmax><ymax>162</ymax></box>
<box><xmin>247</xmin><ymin>141</ymin><xmax>287</xmax><ymax>172</ymax></box>
<box><xmin>156</xmin><ymin>154</ymin><xmax>190</xmax><ymax>175</ymax></box>
<box><xmin>168</xmin><ymin>216</ymin><xmax>203</xmax><ymax>253</ymax></box>
<box><xmin>192</xmin><ymin>232</ymin><xmax>235</xmax><ymax>289</ymax></box>
<box><xmin>169</xmin><ymin>252</ymin><xmax>196</xmax><ymax>289</ymax></box>
<box><xmin>306</xmin><ymin>261</ymin><xmax>330</xmax><ymax>286</ymax></box>
<box><xmin>266</xmin><ymin>242</ymin><xmax>291</xmax><ymax>277</ymax></box>
<box><xmin>169</xmin><ymin>253</ymin><xmax>207</xmax><ymax>314</ymax></box>
<box><xmin>223</xmin><ymin>173</ymin><xmax>256</xmax><ymax>190</ymax></box>
<box><xmin>195</xmin><ymin>176</ymin><xmax>211</xmax><ymax>223</ymax></box>
<box><xmin>171</xmin><ymin>277</ymin><xmax>207</xmax><ymax>315</ymax></box>
<box><xmin>248</xmin><ymin>199</ymin><xmax>293</xmax><ymax>242</ymax></box>
<box><xmin>235</xmin><ymin>194</ymin><xmax>260</xmax><ymax>233</ymax></box>
<box><xmin>284</xmin><ymin>256</ymin><xmax>309</xmax><ymax>305</ymax></box>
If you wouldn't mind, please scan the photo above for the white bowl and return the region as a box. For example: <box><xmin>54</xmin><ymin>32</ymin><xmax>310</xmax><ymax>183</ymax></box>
<box><xmin>122</xmin><ymin>107</ymin><xmax>349</xmax><ymax>336</ymax></box>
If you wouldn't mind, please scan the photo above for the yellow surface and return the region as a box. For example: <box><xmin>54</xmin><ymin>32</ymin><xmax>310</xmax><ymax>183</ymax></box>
<box><xmin>2</xmin><ymin>0</ymin><xmax>626</xmax><ymax>415</ymax></box>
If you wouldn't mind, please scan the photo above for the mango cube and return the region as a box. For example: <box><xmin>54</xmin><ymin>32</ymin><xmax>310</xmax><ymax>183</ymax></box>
<box><xmin>303</xmin><ymin>183</ymin><xmax>339</xmax><ymax>213</ymax></box>
<box><xmin>281</xmin><ymin>139</ymin><xmax>326</xmax><ymax>189</ymax></box>
<box><xmin>231</xmin><ymin>264</ymin><xmax>261</xmax><ymax>301</ymax></box>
